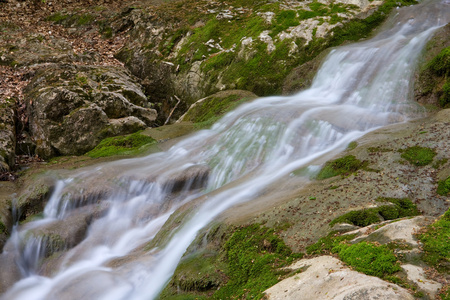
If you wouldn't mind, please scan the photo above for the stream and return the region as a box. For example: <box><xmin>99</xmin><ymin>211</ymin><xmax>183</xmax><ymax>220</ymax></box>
<box><xmin>1</xmin><ymin>0</ymin><xmax>449</xmax><ymax>299</ymax></box>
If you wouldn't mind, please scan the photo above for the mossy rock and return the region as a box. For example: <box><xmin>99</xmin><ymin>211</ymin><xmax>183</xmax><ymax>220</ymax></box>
<box><xmin>85</xmin><ymin>131</ymin><xmax>157</xmax><ymax>158</ymax></box>
<box><xmin>178</xmin><ymin>90</ymin><xmax>257</xmax><ymax>126</ymax></box>
<box><xmin>329</xmin><ymin>198</ymin><xmax>418</xmax><ymax>227</ymax></box>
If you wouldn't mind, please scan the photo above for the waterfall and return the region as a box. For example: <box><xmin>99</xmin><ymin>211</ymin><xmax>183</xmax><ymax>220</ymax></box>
<box><xmin>1</xmin><ymin>0</ymin><xmax>449</xmax><ymax>299</ymax></box>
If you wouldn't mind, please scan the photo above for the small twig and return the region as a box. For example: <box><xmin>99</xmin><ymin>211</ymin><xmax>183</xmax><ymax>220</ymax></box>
<box><xmin>164</xmin><ymin>95</ymin><xmax>181</xmax><ymax>125</ymax></box>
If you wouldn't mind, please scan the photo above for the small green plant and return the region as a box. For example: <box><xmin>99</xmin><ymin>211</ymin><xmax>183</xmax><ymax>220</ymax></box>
<box><xmin>85</xmin><ymin>132</ymin><xmax>156</xmax><ymax>158</ymax></box>
<box><xmin>437</xmin><ymin>176</ymin><xmax>450</xmax><ymax>196</ymax></box>
<box><xmin>316</xmin><ymin>155</ymin><xmax>366</xmax><ymax>180</ymax></box>
<box><xmin>418</xmin><ymin>208</ymin><xmax>450</xmax><ymax>272</ymax></box>
<box><xmin>400</xmin><ymin>146</ymin><xmax>436</xmax><ymax>166</ymax></box>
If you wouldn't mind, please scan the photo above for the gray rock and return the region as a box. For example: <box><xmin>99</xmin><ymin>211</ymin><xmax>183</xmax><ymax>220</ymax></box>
<box><xmin>265</xmin><ymin>256</ymin><xmax>414</xmax><ymax>300</ymax></box>
<box><xmin>25</xmin><ymin>65</ymin><xmax>156</xmax><ymax>158</ymax></box>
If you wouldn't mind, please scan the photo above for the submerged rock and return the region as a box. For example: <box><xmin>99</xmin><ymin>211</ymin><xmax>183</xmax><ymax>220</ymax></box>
<box><xmin>24</xmin><ymin>65</ymin><xmax>156</xmax><ymax>158</ymax></box>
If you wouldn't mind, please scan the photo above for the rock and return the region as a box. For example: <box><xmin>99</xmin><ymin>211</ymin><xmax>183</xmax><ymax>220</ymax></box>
<box><xmin>24</xmin><ymin>65</ymin><xmax>156</xmax><ymax>158</ymax></box>
<box><xmin>177</xmin><ymin>90</ymin><xmax>257</xmax><ymax>123</ymax></box>
<box><xmin>414</xmin><ymin>24</ymin><xmax>450</xmax><ymax>107</ymax></box>
<box><xmin>360</xmin><ymin>216</ymin><xmax>434</xmax><ymax>246</ymax></box>
<box><xmin>401</xmin><ymin>264</ymin><xmax>442</xmax><ymax>298</ymax></box>
<box><xmin>0</xmin><ymin>98</ymin><xmax>16</xmax><ymax>171</ymax></box>
<box><xmin>265</xmin><ymin>256</ymin><xmax>414</xmax><ymax>299</ymax></box>
<box><xmin>283</xmin><ymin>49</ymin><xmax>331</xmax><ymax>95</ymax></box>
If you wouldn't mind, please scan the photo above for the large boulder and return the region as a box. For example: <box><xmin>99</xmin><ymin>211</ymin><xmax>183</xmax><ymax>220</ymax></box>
<box><xmin>0</xmin><ymin>98</ymin><xmax>16</xmax><ymax>171</ymax></box>
<box><xmin>265</xmin><ymin>256</ymin><xmax>414</xmax><ymax>300</ymax></box>
<box><xmin>24</xmin><ymin>65</ymin><xmax>157</xmax><ymax>158</ymax></box>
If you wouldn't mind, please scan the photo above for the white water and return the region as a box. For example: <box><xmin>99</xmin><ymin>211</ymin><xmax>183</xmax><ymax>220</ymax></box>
<box><xmin>2</xmin><ymin>1</ymin><xmax>449</xmax><ymax>299</ymax></box>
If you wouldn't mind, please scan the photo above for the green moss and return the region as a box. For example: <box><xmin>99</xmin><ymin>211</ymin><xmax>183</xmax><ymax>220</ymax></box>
<box><xmin>400</xmin><ymin>146</ymin><xmax>436</xmax><ymax>166</ymax></box>
<box><xmin>335</xmin><ymin>242</ymin><xmax>401</xmax><ymax>277</ymax></box>
<box><xmin>330</xmin><ymin>198</ymin><xmax>418</xmax><ymax>227</ymax></box>
<box><xmin>85</xmin><ymin>131</ymin><xmax>157</xmax><ymax>158</ymax></box>
<box><xmin>272</xmin><ymin>10</ymin><xmax>300</xmax><ymax>36</ymax></box>
<box><xmin>330</xmin><ymin>208</ymin><xmax>381</xmax><ymax>227</ymax></box>
<box><xmin>306</xmin><ymin>232</ymin><xmax>356</xmax><ymax>255</ymax></box>
<box><xmin>161</xmin><ymin>224</ymin><xmax>303</xmax><ymax>299</ymax></box>
<box><xmin>376</xmin><ymin>197</ymin><xmax>419</xmax><ymax>218</ymax></box>
<box><xmin>187</xmin><ymin>95</ymin><xmax>241</xmax><ymax>123</ymax></box>
<box><xmin>428</xmin><ymin>46</ymin><xmax>450</xmax><ymax>77</ymax></box>
<box><xmin>440</xmin><ymin>286</ymin><xmax>450</xmax><ymax>300</ymax></box>
<box><xmin>418</xmin><ymin>208</ymin><xmax>450</xmax><ymax>272</ymax></box>
<box><xmin>346</xmin><ymin>141</ymin><xmax>358</xmax><ymax>151</ymax></box>
<box><xmin>169</xmin><ymin>251</ymin><xmax>224</xmax><ymax>293</ymax></box>
<box><xmin>46</xmin><ymin>12</ymin><xmax>70</xmax><ymax>23</ymax></box>
<box><xmin>440</xmin><ymin>80</ymin><xmax>450</xmax><ymax>108</ymax></box>
<box><xmin>437</xmin><ymin>176</ymin><xmax>450</xmax><ymax>196</ymax></box>
<box><xmin>307</xmin><ymin>233</ymin><xmax>401</xmax><ymax>278</ymax></box>
<box><xmin>46</xmin><ymin>12</ymin><xmax>95</xmax><ymax>27</ymax></box>
<box><xmin>316</xmin><ymin>155</ymin><xmax>366</xmax><ymax>180</ymax></box>
<box><xmin>0</xmin><ymin>221</ymin><xmax>7</xmax><ymax>234</ymax></box>
<box><xmin>213</xmin><ymin>224</ymin><xmax>303</xmax><ymax>299</ymax></box>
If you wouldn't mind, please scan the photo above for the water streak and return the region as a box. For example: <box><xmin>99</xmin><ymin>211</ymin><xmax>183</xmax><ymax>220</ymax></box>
<box><xmin>1</xmin><ymin>1</ymin><xmax>449</xmax><ymax>299</ymax></box>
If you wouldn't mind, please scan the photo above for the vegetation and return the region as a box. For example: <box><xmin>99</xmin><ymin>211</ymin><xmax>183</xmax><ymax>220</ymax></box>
<box><xmin>417</xmin><ymin>208</ymin><xmax>450</xmax><ymax>272</ymax></box>
<box><xmin>329</xmin><ymin>198</ymin><xmax>418</xmax><ymax>227</ymax></box>
<box><xmin>163</xmin><ymin>224</ymin><xmax>303</xmax><ymax>299</ymax></box>
<box><xmin>335</xmin><ymin>242</ymin><xmax>401</xmax><ymax>277</ymax></box>
<box><xmin>307</xmin><ymin>233</ymin><xmax>401</xmax><ymax>278</ymax></box>
<box><xmin>85</xmin><ymin>131</ymin><xmax>156</xmax><ymax>158</ymax></box>
<box><xmin>306</xmin><ymin>232</ymin><xmax>356</xmax><ymax>255</ymax></box>
<box><xmin>437</xmin><ymin>176</ymin><xmax>450</xmax><ymax>196</ymax></box>
<box><xmin>316</xmin><ymin>155</ymin><xmax>367</xmax><ymax>180</ymax></box>
<box><xmin>399</xmin><ymin>146</ymin><xmax>436</xmax><ymax>166</ymax></box>
<box><xmin>182</xmin><ymin>93</ymin><xmax>254</xmax><ymax>125</ymax></box>
<box><xmin>428</xmin><ymin>46</ymin><xmax>450</xmax><ymax>77</ymax></box>
<box><xmin>47</xmin><ymin>12</ymin><xmax>96</xmax><ymax>27</ymax></box>
<box><xmin>144</xmin><ymin>0</ymin><xmax>419</xmax><ymax>97</ymax></box>
<box><xmin>213</xmin><ymin>224</ymin><xmax>303</xmax><ymax>299</ymax></box>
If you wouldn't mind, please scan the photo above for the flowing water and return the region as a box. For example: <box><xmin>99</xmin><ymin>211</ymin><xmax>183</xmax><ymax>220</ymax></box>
<box><xmin>2</xmin><ymin>1</ymin><xmax>449</xmax><ymax>299</ymax></box>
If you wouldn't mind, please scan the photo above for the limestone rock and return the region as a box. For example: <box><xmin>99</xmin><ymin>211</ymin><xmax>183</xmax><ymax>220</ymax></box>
<box><xmin>401</xmin><ymin>264</ymin><xmax>442</xmax><ymax>299</ymax></box>
<box><xmin>25</xmin><ymin>65</ymin><xmax>156</xmax><ymax>158</ymax></box>
<box><xmin>265</xmin><ymin>256</ymin><xmax>414</xmax><ymax>300</ymax></box>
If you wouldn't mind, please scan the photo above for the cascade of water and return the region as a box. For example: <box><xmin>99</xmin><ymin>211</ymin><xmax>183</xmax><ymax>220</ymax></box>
<box><xmin>1</xmin><ymin>0</ymin><xmax>449</xmax><ymax>299</ymax></box>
